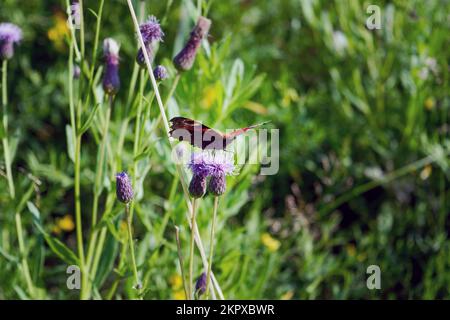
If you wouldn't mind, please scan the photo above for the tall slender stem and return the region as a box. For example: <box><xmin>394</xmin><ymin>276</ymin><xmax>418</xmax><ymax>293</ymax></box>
<box><xmin>188</xmin><ymin>198</ymin><xmax>198</xmax><ymax>300</ymax></box>
<box><xmin>2</xmin><ymin>59</ymin><xmax>14</xmax><ymax>199</ymax></box>
<box><xmin>15</xmin><ymin>212</ymin><xmax>34</xmax><ymax>297</ymax></box>
<box><xmin>205</xmin><ymin>196</ymin><xmax>219</xmax><ymax>299</ymax></box>
<box><xmin>83</xmin><ymin>95</ymin><xmax>112</xmax><ymax>299</ymax></box>
<box><xmin>175</xmin><ymin>226</ymin><xmax>189</xmax><ymax>299</ymax></box>
<box><xmin>125</xmin><ymin>203</ymin><xmax>141</xmax><ymax>293</ymax></box>
<box><xmin>126</xmin><ymin>0</ymin><xmax>223</xmax><ymax>299</ymax></box>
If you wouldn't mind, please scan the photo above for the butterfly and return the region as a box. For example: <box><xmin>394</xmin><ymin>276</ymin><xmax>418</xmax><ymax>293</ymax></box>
<box><xmin>169</xmin><ymin>116</ymin><xmax>269</xmax><ymax>150</ymax></box>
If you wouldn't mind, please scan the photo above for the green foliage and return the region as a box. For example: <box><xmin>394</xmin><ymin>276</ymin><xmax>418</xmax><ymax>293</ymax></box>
<box><xmin>0</xmin><ymin>0</ymin><xmax>449</xmax><ymax>300</ymax></box>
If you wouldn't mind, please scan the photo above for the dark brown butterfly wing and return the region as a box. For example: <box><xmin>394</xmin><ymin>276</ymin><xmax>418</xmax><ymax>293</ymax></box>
<box><xmin>169</xmin><ymin>117</ymin><xmax>226</xmax><ymax>149</ymax></box>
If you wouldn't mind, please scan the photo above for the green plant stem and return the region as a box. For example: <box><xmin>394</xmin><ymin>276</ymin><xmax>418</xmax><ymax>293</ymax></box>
<box><xmin>83</xmin><ymin>96</ymin><xmax>112</xmax><ymax>299</ymax></box>
<box><xmin>2</xmin><ymin>60</ymin><xmax>14</xmax><ymax>199</ymax></box>
<box><xmin>125</xmin><ymin>203</ymin><xmax>140</xmax><ymax>294</ymax></box>
<box><xmin>127</xmin><ymin>0</ymin><xmax>223</xmax><ymax>299</ymax></box>
<box><xmin>188</xmin><ymin>198</ymin><xmax>198</xmax><ymax>300</ymax></box>
<box><xmin>75</xmin><ymin>133</ymin><xmax>87</xmax><ymax>297</ymax></box>
<box><xmin>152</xmin><ymin>73</ymin><xmax>180</xmax><ymax>133</ymax></box>
<box><xmin>15</xmin><ymin>212</ymin><xmax>34</xmax><ymax>298</ymax></box>
<box><xmin>205</xmin><ymin>196</ymin><xmax>219</xmax><ymax>299</ymax></box>
<box><xmin>175</xmin><ymin>226</ymin><xmax>189</xmax><ymax>300</ymax></box>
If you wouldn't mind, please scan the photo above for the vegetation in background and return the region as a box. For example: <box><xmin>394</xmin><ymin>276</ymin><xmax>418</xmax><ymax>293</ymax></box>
<box><xmin>0</xmin><ymin>0</ymin><xmax>448</xmax><ymax>299</ymax></box>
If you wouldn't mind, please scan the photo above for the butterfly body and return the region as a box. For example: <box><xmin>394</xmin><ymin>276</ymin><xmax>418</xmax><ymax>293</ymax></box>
<box><xmin>169</xmin><ymin>116</ymin><xmax>268</xmax><ymax>150</ymax></box>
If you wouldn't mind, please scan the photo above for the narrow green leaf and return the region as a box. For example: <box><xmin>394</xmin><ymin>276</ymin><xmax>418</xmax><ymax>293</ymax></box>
<box><xmin>78</xmin><ymin>103</ymin><xmax>101</xmax><ymax>135</ymax></box>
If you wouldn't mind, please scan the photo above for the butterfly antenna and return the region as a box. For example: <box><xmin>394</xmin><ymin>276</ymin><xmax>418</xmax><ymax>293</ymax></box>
<box><xmin>246</xmin><ymin>120</ymin><xmax>271</xmax><ymax>130</ymax></box>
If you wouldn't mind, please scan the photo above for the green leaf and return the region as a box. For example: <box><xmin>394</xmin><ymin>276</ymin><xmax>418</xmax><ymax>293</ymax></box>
<box><xmin>78</xmin><ymin>103</ymin><xmax>101</xmax><ymax>135</ymax></box>
<box><xmin>27</xmin><ymin>202</ymin><xmax>79</xmax><ymax>266</ymax></box>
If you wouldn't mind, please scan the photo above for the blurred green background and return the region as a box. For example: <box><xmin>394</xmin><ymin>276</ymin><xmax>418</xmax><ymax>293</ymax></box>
<box><xmin>0</xmin><ymin>0</ymin><xmax>449</xmax><ymax>299</ymax></box>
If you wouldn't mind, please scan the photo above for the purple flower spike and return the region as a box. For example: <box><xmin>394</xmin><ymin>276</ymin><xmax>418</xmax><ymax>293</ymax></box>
<box><xmin>116</xmin><ymin>172</ymin><xmax>133</xmax><ymax>204</ymax></box>
<box><xmin>0</xmin><ymin>23</ymin><xmax>23</xmax><ymax>60</ymax></box>
<box><xmin>102</xmin><ymin>38</ymin><xmax>120</xmax><ymax>95</ymax></box>
<box><xmin>140</xmin><ymin>16</ymin><xmax>164</xmax><ymax>44</ymax></box>
<box><xmin>173</xmin><ymin>16</ymin><xmax>211</xmax><ymax>72</ymax></box>
<box><xmin>153</xmin><ymin>65</ymin><xmax>168</xmax><ymax>81</ymax></box>
<box><xmin>195</xmin><ymin>272</ymin><xmax>207</xmax><ymax>296</ymax></box>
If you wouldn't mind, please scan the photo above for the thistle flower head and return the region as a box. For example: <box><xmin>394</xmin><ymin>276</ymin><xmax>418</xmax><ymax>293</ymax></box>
<box><xmin>153</xmin><ymin>65</ymin><xmax>168</xmax><ymax>81</ymax></box>
<box><xmin>188</xmin><ymin>152</ymin><xmax>211</xmax><ymax>178</ymax></box>
<box><xmin>0</xmin><ymin>22</ymin><xmax>23</xmax><ymax>60</ymax></box>
<box><xmin>206</xmin><ymin>152</ymin><xmax>236</xmax><ymax>196</ymax></box>
<box><xmin>208</xmin><ymin>152</ymin><xmax>236</xmax><ymax>176</ymax></box>
<box><xmin>102</xmin><ymin>38</ymin><xmax>120</xmax><ymax>95</ymax></box>
<box><xmin>195</xmin><ymin>272</ymin><xmax>207</xmax><ymax>296</ymax></box>
<box><xmin>116</xmin><ymin>172</ymin><xmax>133</xmax><ymax>204</ymax></box>
<box><xmin>188</xmin><ymin>174</ymin><xmax>207</xmax><ymax>199</ymax></box>
<box><xmin>173</xmin><ymin>16</ymin><xmax>211</xmax><ymax>72</ymax></box>
<box><xmin>140</xmin><ymin>16</ymin><xmax>164</xmax><ymax>44</ymax></box>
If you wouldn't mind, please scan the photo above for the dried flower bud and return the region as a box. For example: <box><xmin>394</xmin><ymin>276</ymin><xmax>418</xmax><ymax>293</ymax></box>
<box><xmin>195</xmin><ymin>272</ymin><xmax>207</xmax><ymax>296</ymax></box>
<box><xmin>189</xmin><ymin>174</ymin><xmax>207</xmax><ymax>199</ymax></box>
<box><xmin>173</xmin><ymin>16</ymin><xmax>211</xmax><ymax>72</ymax></box>
<box><xmin>0</xmin><ymin>23</ymin><xmax>23</xmax><ymax>60</ymax></box>
<box><xmin>153</xmin><ymin>65</ymin><xmax>168</xmax><ymax>81</ymax></box>
<box><xmin>102</xmin><ymin>38</ymin><xmax>120</xmax><ymax>95</ymax></box>
<box><xmin>116</xmin><ymin>172</ymin><xmax>133</xmax><ymax>204</ymax></box>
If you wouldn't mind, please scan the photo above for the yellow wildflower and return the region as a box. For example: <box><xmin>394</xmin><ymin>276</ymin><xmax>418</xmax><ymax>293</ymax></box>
<box><xmin>261</xmin><ymin>232</ymin><xmax>281</xmax><ymax>252</ymax></box>
<box><xmin>173</xmin><ymin>289</ymin><xmax>186</xmax><ymax>300</ymax></box>
<box><xmin>169</xmin><ymin>274</ymin><xmax>183</xmax><ymax>290</ymax></box>
<box><xmin>56</xmin><ymin>215</ymin><xmax>75</xmax><ymax>232</ymax></box>
<box><xmin>47</xmin><ymin>12</ymin><xmax>69</xmax><ymax>51</ymax></box>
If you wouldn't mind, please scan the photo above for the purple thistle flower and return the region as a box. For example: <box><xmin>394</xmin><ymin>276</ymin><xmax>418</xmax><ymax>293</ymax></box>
<box><xmin>140</xmin><ymin>16</ymin><xmax>164</xmax><ymax>43</ymax></box>
<box><xmin>116</xmin><ymin>172</ymin><xmax>133</xmax><ymax>204</ymax></box>
<box><xmin>188</xmin><ymin>152</ymin><xmax>211</xmax><ymax>178</ymax></box>
<box><xmin>102</xmin><ymin>38</ymin><xmax>120</xmax><ymax>95</ymax></box>
<box><xmin>173</xmin><ymin>16</ymin><xmax>211</xmax><ymax>72</ymax></box>
<box><xmin>153</xmin><ymin>65</ymin><xmax>168</xmax><ymax>81</ymax></box>
<box><xmin>0</xmin><ymin>23</ymin><xmax>23</xmax><ymax>60</ymax></box>
<box><xmin>206</xmin><ymin>152</ymin><xmax>236</xmax><ymax>196</ymax></box>
<box><xmin>195</xmin><ymin>272</ymin><xmax>207</xmax><ymax>296</ymax></box>
<box><xmin>136</xmin><ymin>16</ymin><xmax>164</xmax><ymax>67</ymax></box>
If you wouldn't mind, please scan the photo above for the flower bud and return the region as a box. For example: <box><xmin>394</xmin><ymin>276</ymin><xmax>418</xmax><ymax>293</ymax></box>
<box><xmin>195</xmin><ymin>272</ymin><xmax>207</xmax><ymax>296</ymax></box>
<box><xmin>102</xmin><ymin>38</ymin><xmax>120</xmax><ymax>95</ymax></box>
<box><xmin>136</xmin><ymin>16</ymin><xmax>163</xmax><ymax>67</ymax></box>
<box><xmin>207</xmin><ymin>173</ymin><xmax>226</xmax><ymax>196</ymax></box>
<box><xmin>189</xmin><ymin>174</ymin><xmax>207</xmax><ymax>199</ymax></box>
<box><xmin>173</xmin><ymin>16</ymin><xmax>211</xmax><ymax>72</ymax></box>
<box><xmin>153</xmin><ymin>65</ymin><xmax>168</xmax><ymax>81</ymax></box>
<box><xmin>73</xmin><ymin>64</ymin><xmax>81</xmax><ymax>79</ymax></box>
<box><xmin>116</xmin><ymin>172</ymin><xmax>133</xmax><ymax>204</ymax></box>
<box><xmin>0</xmin><ymin>23</ymin><xmax>23</xmax><ymax>60</ymax></box>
